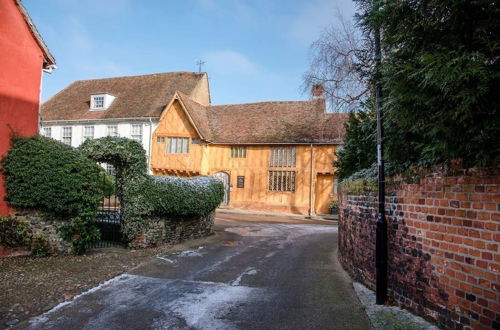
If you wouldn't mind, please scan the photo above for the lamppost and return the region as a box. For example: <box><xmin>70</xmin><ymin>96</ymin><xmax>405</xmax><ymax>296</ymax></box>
<box><xmin>373</xmin><ymin>0</ymin><xmax>388</xmax><ymax>305</ymax></box>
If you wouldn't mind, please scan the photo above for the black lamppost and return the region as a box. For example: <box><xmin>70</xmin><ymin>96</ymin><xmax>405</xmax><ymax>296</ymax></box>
<box><xmin>373</xmin><ymin>0</ymin><xmax>388</xmax><ymax>305</ymax></box>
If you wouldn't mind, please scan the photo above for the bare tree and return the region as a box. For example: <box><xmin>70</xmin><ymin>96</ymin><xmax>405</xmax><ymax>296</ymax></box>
<box><xmin>302</xmin><ymin>13</ymin><xmax>373</xmax><ymax>112</ymax></box>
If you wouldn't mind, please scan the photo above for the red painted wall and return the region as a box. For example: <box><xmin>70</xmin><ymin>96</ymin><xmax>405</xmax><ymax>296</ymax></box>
<box><xmin>0</xmin><ymin>0</ymin><xmax>45</xmax><ymax>215</ymax></box>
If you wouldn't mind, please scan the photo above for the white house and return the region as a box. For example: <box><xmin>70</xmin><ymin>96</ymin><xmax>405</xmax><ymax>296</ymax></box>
<box><xmin>40</xmin><ymin>71</ymin><xmax>210</xmax><ymax>172</ymax></box>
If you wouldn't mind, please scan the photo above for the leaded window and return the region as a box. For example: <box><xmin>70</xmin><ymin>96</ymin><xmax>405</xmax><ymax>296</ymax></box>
<box><xmin>167</xmin><ymin>137</ymin><xmax>189</xmax><ymax>153</ymax></box>
<box><xmin>269</xmin><ymin>147</ymin><xmax>296</xmax><ymax>167</ymax></box>
<box><xmin>269</xmin><ymin>171</ymin><xmax>296</xmax><ymax>192</ymax></box>
<box><xmin>92</xmin><ymin>96</ymin><xmax>104</xmax><ymax>109</ymax></box>
<box><xmin>231</xmin><ymin>146</ymin><xmax>247</xmax><ymax>158</ymax></box>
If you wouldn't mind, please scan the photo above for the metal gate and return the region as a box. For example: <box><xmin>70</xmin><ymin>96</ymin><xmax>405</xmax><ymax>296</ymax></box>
<box><xmin>88</xmin><ymin>165</ymin><xmax>124</xmax><ymax>248</ymax></box>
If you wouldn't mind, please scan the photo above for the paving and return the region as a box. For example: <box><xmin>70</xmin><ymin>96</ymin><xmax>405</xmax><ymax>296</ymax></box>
<box><xmin>21</xmin><ymin>215</ymin><xmax>370</xmax><ymax>330</ymax></box>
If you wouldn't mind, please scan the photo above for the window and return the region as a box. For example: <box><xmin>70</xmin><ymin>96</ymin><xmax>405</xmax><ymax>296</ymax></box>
<box><xmin>92</xmin><ymin>96</ymin><xmax>104</xmax><ymax>109</ymax></box>
<box><xmin>269</xmin><ymin>171</ymin><xmax>296</xmax><ymax>192</ymax></box>
<box><xmin>237</xmin><ymin>176</ymin><xmax>245</xmax><ymax>188</ymax></box>
<box><xmin>131</xmin><ymin>124</ymin><xmax>142</xmax><ymax>143</ymax></box>
<box><xmin>269</xmin><ymin>147</ymin><xmax>296</xmax><ymax>167</ymax></box>
<box><xmin>107</xmin><ymin>125</ymin><xmax>118</xmax><ymax>137</ymax></box>
<box><xmin>83</xmin><ymin>126</ymin><xmax>94</xmax><ymax>140</ymax></box>
<box><xmin>156</xmin><ymin>136</ymin><xmax>165</xmax><ymax>143</ymax></box>
<box><xmin>231</xmin><ymin>146</ymin><xmax>247</xmax><ymax>158</ymax></box>
<box><xmin>62</xmin><ymin>127</ymin><xmax>72</xmax><ymax>145</ymax></box>
<box><xmin>167</xmin><ymin>137</ymin><xmax>189</xmax><ymax>153</ymax></box>
<box><xmin>333</xmin><ymin>179</ymin><xmax>339</xmax><ymax>195</ymax></box>
<box><xmin>192</xmin><ymin>139</ymin><xmax>201</xmax><ymax>145</ymax></box>
<box><xmin>105</xmin><ymin>163</ymin><xmax>115</xmax><ymax>175</ymax></box>
<box><xmin>42</xmin><ymin>127</ymin><xmax>51</xmax><ymax>137</ymax></box>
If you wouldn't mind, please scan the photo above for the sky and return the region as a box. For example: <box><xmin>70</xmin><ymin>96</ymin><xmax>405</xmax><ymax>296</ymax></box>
<box><xmin>24</xmin><ymin>0</ymin><xmax>357</xmax><ymax>105</ymax></box>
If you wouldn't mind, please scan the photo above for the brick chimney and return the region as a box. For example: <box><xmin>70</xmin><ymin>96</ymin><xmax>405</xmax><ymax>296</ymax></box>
<box><xmin>311</xmin><ymin>84</ymin><xmax>324</xmax><ymax>99</ymax></box>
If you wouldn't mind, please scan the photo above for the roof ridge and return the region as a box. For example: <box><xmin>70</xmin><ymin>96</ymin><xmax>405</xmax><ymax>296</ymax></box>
<box><xmin>209</xmin><ymin>99</ymin><xmax>317</xmax><ymax>108</ymax></box>
<box><xmin>71</xmin><ymin>71</ymin><xmax>204</xmax><ymax>83</ymax></box>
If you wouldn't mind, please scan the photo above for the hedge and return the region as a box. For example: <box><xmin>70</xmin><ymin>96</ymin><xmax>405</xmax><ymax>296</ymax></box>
<box><xmin>1</xmin><ymin>135</ymin><xmax>103</xmax><ymax>218</ymax></box>
<box><xmin>79</xmin><ymin>137</ymin><xmax>224</xmax><ymax>240</ymax></box>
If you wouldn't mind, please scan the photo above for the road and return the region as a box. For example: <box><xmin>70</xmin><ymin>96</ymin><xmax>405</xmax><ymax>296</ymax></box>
<box><xmin>24</xmin><ymin>213</ymin><xmax>371</xmax><ymax>330</ymax></box>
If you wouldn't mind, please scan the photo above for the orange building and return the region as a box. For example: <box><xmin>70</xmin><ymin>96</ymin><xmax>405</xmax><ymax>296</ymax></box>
<box><xmin>151</xmin><ymin>88</ymin><xmax>347</xmax><ymax>215</ymax></box>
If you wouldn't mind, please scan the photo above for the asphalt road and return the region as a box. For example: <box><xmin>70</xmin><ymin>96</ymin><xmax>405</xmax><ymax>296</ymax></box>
<box><xmin>24</xmin><ymin>214</ymin><xmax>371</xmax><ymax>330</ymax></box>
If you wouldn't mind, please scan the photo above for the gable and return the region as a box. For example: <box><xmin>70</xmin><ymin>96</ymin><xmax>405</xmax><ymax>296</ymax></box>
<box><xmin>154</xmin><ymin>99</ymin><xmax>200</xmax><ymax>139</ymax></box>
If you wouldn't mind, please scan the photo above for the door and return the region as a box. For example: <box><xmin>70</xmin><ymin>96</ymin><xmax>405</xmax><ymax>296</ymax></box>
<box><xmin>214</xmin><ymin>172</ymin><xmax>230</xmax><ymax>205</ymax></box>
<box><xmin>315</xmin><ymin>174</ymin><xmax>334</xmax><ymax>214</ymax></box>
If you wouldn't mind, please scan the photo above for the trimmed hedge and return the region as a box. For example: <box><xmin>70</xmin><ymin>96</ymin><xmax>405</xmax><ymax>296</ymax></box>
<box><xmin>1</xmin><ymin>135</ymin><xmax>103</xmax><ymax>218</ymax></box>
<box><xmin>147</xmin><ymin>176</ymin><xmax>224</xmax><ymax>217</ymax></box>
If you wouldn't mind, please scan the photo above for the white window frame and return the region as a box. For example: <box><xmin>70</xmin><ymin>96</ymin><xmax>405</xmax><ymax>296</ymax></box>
<box><xmin>83</xmin><ymin>125</ymin><xmax>94</xmax><ymax>140</ymax></box>
<box><xmin>91</xmin><ymin>95</ymin><xmax>105</xmax><ymax>110</ymax></box>
<box><xmin>107</xmin><ymin>125</ymin><xmax>118</xmax><ymax>137</ymax></box>
<box><xmin>42</xmin><ymin>127</ymin><xmax>52</xmax><ymax>138</ymax></box>
<box><xmin>62</xmin><ymin>127</ymin><xmax>72</xmax><ymax>146</ymax></box>
<box><xmin>130</xmin><ymin>124</ymin><xmax>143</xmax><ymax>143</ymax></box>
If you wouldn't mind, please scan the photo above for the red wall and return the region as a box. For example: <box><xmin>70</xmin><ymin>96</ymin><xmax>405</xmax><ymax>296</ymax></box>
<box><xmin>0</xmin><ymin>0</ymin><xmax>45</xmax><ymax>215</ymax></box>
<box><xmin>339</xmin><ymin>168</ymin><xmax>500</xmax><ymax>329</ymax></box>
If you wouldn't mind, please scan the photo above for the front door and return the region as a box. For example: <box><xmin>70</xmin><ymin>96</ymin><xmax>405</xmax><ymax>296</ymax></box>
<box><xmin>214</xmin><ymin>172</ymin><xmax>230</xmax><ymax>205</ymax></box>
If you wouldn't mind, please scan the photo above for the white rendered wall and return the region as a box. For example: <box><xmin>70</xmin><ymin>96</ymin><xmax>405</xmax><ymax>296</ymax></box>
<box><xmin>40</xmin><ymin>120</ymin><xmax>159</xmax><ymax>172</ymax></box>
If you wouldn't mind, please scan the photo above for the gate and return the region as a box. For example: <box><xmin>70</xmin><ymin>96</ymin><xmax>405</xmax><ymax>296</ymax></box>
<box><xmin>88</xmin><ymin>165</ymin><xmax>124</xmax><ymax>248</ymax></box>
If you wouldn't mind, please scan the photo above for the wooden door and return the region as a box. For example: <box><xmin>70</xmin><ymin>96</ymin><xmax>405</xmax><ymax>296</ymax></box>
<box><xmin>315</xmin><ymin>174</ymin><xmax>334</xmax><ymax>214</ymax></box>
<box><xmin>214</xmin><ymin>172</ymin><xmax>230</xmax><ymax>205</ymax></box>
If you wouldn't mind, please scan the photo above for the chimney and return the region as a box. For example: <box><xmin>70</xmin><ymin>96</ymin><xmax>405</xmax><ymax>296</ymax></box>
<box><xmin>311</xmin><ymin>84</ymin><xmax>324</xmax><ymax>99</ymax></box>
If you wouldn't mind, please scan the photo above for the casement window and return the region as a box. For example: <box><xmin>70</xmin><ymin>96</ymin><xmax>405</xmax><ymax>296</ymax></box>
<box><xmin>83</xmin><ymin>125</ymin><xmax>94</xmax><ymax>140</ymax></box>
<box><xmin>333</xmin><ymin>179</ymin><xmax>339</xmax><ymax>195</ymax></box>
<box><xmin>167</xmin><ymin>137</ymin><xmax>189</xmax><ymax>154</ymax></box>
<box><xmin>42</xmin><ymin>127</ymin><xmax>51</xmax><ymax>138</ymax></box>
<box><xmin>130</xmin><ymin>124</ymin><xmax>143</xmax><ymax>143</ymax></box>
<box><xmin>269</xmin><ymin>171</ymin><xmax>296</xmax><ymax>192</ymax></box>
<box><xmin>62</xmin><ymin>127</ymin><xmax>72</xmax><ymax>145</ymax></box>
<box><xmin>156</xmin><ymin>136</ymin><xmax>165</xmax><ymax>143</ymax></box>
<box><xmin>91</xmin><ymin>96</ymin><xmax>104</xmax><ymax>109</ymax></box>
<box><xmin>107</xmin><ymin>125</ymin><xmax>118</xmax><ymax>137</ymax></box>
<box><xmin>269</xmin><ymin>147</ymin><xmax>296</xmax><ymax>167</ymax></box>
<box><xmin>231</xmin><ymin>146</ymin><xmax>247</xmax><ymax>158</ymax></box>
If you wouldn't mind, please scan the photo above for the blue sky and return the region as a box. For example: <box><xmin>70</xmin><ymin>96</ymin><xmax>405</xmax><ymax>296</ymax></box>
<box><xmin>25</xmin><ymin>0</ymin><xmax>356</xmax><ymax>105</ymax></box>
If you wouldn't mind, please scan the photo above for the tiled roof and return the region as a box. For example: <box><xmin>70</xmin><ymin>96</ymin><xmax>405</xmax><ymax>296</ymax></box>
<box><xmin>41</xmin><ymin>72</ymin><xmax>205</xmax><ymax>121</ymax></box>
<box><xmin>178</xmin><ymin>94</ymin><xmax>347</xmax><ymax>144</ymax></box>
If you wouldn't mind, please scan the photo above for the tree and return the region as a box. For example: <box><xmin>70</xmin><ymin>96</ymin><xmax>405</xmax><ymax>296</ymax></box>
<box><xmin>362</xmin><ymin>0</ymin><xmax>500</xmax><ymax>168</ymax></box>
<box><xmin>302</xmin><ymin>12</ymin><xmax>374</xmax><ymax>112</ymax></box>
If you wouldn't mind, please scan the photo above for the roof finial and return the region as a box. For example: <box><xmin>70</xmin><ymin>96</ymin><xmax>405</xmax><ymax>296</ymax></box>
<box><xmin>196</xmin><ymin>60</ymin><xmax>205</xmax><ymax>73</ymax></box>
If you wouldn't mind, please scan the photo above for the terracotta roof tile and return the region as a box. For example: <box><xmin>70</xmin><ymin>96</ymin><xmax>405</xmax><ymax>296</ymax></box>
<box><xmin>41</xmin><ymin>72</ymin><xmax>205</xmax><ymax>121</ymax></box>
<box><xmin>180</xmin><ymin>96</ymin><xmax>347</xmax><ymax>144</ymax></box>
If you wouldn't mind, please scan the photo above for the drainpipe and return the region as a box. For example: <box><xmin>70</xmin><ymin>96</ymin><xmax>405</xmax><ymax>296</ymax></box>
<box><xmin>308</xmin><ymin>144</ymin><xmax>314</xmax><ymax>217</ymax></box>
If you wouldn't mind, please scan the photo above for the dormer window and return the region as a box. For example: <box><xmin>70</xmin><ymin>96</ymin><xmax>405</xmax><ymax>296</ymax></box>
<box><xmin>90</xmin><ymin>93</ymin><xmax>115</xmax><ymax>110</ymax></box>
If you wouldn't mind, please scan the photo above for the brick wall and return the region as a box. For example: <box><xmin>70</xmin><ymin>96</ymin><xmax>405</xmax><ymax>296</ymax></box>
<box><xmin>338</xmin><ymin>168</ymin><xmax>499</xmax><ymax>329</ymax></box>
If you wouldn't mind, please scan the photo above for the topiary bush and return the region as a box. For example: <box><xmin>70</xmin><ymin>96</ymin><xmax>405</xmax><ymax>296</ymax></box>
<box><xmin>79</xmin><ymin>137</ymin><xmax>224</xmax><ymax>241</ymax></box>
<box><xmin>1</xmin><ymin>135</ymin><xmax>103</xmax><ymax>218</ymax></box>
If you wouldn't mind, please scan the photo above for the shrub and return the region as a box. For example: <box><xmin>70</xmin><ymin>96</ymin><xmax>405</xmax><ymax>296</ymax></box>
<box><xmin>1</xmin><ymin>135</ymin><xmax>103</xmax><ymax>218</ymax></box>
<box><xmin>58</xmin><ymin>217</ymin><xmax>101</xmax><ymax>255</ymax></box>
<box><xmin>0</xmin><ymin>216</ymin><xmax>32</xmax><ymax>247</ymax></box>
<box><xmin>31</xmin><ymin>234</ymin><xmax>51</xmax><ymax>258</ymax></box>
<box><xmin>147</xmin><ymin>176</ymin><xmax>224</xmax><ymax>217</ymax></box>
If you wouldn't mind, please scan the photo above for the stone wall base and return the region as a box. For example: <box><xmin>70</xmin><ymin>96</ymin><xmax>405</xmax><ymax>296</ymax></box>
<box><xmin>131</xmin><ymin>211</ymin><xmax>215</xmax><ymax>248</ymax></box>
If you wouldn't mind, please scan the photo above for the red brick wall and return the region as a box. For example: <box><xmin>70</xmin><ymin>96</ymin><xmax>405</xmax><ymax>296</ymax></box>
<box><xmin>338</xmin><ymin>168</ymin><xmax>499</xmax><ymax>329</ymax></box>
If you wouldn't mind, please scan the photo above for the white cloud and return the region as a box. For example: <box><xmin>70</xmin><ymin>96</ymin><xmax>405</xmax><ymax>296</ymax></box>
<box><xmin>204</xmin><ymin>50</ymin><xmax>261</xmax><ymax>76</ymax></box>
